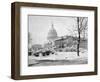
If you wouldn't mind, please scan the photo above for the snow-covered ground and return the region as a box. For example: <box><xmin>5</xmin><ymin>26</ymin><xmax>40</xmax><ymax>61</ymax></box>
<box><xmin>28</xmin><ymin>49</ymin><xmax>88</xmax><ymax>66</ymax></box>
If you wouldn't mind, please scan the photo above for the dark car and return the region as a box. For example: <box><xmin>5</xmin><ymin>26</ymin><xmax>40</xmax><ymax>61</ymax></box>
<box><xmin>33</xmin><ymin>50</ymin><xmax>55</xmax><ymax>57</ymax></box>
<box><xmin>42</xmin><ymin>50</ymin><xmax>54</xmax><ymax>56</ymax></box>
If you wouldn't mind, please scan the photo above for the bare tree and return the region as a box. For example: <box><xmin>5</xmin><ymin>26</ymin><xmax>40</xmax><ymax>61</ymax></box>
<box><xmin>28</xmin><ymin>32</ymin><xmax>33</xmax><ymax>56</ymax></box>
<box><xmin>66</xmin><ymin>17</ymin><xmax>87</xmax><ymax>56</ymax></box>
<box><xmin>77</xmin><ymin>17</ymin><xmax>88</xmax><ymax>56</ymax></box>
<box><xmin>77</xmin><ymin>17</ymin><xmax>80</xmax><ymax>56</ymax></box>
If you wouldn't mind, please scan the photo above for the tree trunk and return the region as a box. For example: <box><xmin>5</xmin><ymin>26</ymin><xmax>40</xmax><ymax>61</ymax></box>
<box><xmin>77</xmin><ymin>17</ymin><xmax>80</xmax><ymax>56</ymax></box>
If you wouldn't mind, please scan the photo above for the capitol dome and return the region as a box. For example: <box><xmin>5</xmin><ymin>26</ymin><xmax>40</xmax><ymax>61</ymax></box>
<box><xmin>47</xmin><ymin>23</ymin><xmax>58</xmax><ymax>41</ymax></box>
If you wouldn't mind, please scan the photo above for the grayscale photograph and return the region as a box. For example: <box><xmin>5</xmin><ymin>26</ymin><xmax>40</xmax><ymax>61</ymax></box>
<box><xmin>28</xmin><ymin>15</ymin><xmax>88</xmax><ymax>67</ymax></box>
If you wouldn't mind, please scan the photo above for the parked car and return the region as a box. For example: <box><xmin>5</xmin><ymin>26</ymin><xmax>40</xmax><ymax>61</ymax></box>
<box><xmin>33</xmin><ymin>49</ymin><xmax>55</xmax><ymax>57</ymax></box>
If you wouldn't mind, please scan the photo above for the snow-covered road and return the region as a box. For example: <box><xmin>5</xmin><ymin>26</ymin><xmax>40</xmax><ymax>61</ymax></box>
<box><xmin>28</xmin><ymin>51</ymin><xmax>88</xmax><ymax>66</ymax></box>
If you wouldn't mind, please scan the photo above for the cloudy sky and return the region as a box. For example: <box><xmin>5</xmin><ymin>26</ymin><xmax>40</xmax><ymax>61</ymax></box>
<box><xmin>28</xmin><ymin>15</ymin><xmax>77</xmax><ymax>45</ymax></box>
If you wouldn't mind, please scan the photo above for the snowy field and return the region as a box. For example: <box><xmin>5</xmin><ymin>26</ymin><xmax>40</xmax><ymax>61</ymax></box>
<box><xmin>28</xmin><ymin>50</ymin><xmax>88</xmax><ymax>66</ymax></box>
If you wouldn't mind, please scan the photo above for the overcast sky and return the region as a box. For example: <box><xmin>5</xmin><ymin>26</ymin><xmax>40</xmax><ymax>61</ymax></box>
<box><xmin>28</xmin><ymin>15</ymin><xmax>77</xmax><ymax>45</ymax></box>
